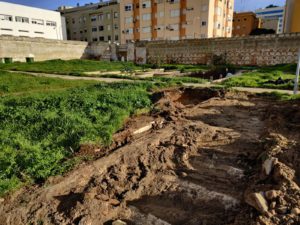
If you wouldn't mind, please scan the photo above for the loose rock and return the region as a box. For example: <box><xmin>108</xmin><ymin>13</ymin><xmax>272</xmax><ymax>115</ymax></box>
<box><xmin>112</xmin><ymin>220</ymin><xmax>127</xmax><ymax>225</ymax></box>
<box><xmin>291</xmin><ymin>208</ymin><xmax>300</xmax><ymax>215</ymax></box>
<box><xmin>245</xmin><ymin>192</ymin><xmax>269</xmax><ymax>214</ymax></box>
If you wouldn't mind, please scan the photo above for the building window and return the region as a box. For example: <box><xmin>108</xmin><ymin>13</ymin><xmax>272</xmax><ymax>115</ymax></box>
<box><xmin>107</xmin><ymin>25</ymin><xmax>111</xmax><ymax>31</ymax></box>
<box><xmin>92</xmin><ymin>38</ymin><xmax>98</xmax><ymax>42</ymax></box>
<box><xmin>91</xmin><ymin>15</ymin><xmax>97</xmax><ymax>22</ymax></box>
<box><xmin>0</xmin><ymin>14</ymin><xmax>13</xmax><ymax>21</ymax></box>
<box><xmin>125</xmin><ymin>4</ymin><xmax>133</xmax><ymax>11</ymax></box>
<box><xmin>142</xmin><ymin>13</ymin><xmax>151</xmax><ymax>21</ymax></box>
<box><xmin>1</xmin><ymin>28</ymin><xmax>13</xmax><ymax>31</ymax></box>
<box><xmin>114</xmin><ymin>12</ymin><xmax>118</xmax><ymax>18</ymax></box>
<box><xmin>106</xmin><ymin>13</ymin><xmax>111</xmax><ymax>19</ymax></box>
<box><xmin>92</xmin><ymin>27</ymin><xmax>97</xmax><ymax>32</ymax></box>
<box><xmin>115</xmin><ymin>35</ymin><xmax>119</xmax><ymax>41</ymax></box>
<box><xmin>32</xmin><ymin>19</ymin><xmax>44</xmax><ymax>25</ymax></box>
<box><xmin>169</xmin><ymin>0</ymin><xmax>179</xmax><ymax>3</ymax></box>
<box><xmin>108</xmin><ymin>35</ymin><xmax>111</xmax><ymax>41</ymax></box>
<box><xmin>99</xmin><ymin>26</ymin><xmax>104</xmax><ymax>31</ymax></box>
<box><xmin>15</xmin><ymin>16</ymin><xmax>29</xmax><ymax>23</ymax></box>
<box><xmin>19</xmin><ymin>30</ymin><xmax>29</xmax><ymax>33</ymax></box>
<box><xmin>201</xmin><ymin>21</ymin><xmax>207</xmax><ymax>26</ymax></box>
<box><xmin>99</xmin><ymin>36</ymin><xmax>105</xmax><ymax>41</ymax></box>
<box><xmin>99</xmin><ymin>13</ymin><xmax>104</xmax><ymax>21</ymax></box>
<box><xmin>46</xmin><ymin>21</ymin><xmax>57</xmax><ymax>27</ymax></box>
<box><xmin>170</xmin><ymin>9</ymin><xmax>180</xmax><ymax>17</ymax></box>
<box><xmin>114</xmin><ymin>24</ymin><xmax>119</xmax><ymax>30</ymax></box>
<box><xmin>34</xmin><ymin>31</ymin><xmax>44</xmax><ymax>34</ymax></box>
<box><xmin>125</xmin><ymin>17</ymin><xmax>133</xmax><ymax>24</ymax></box>
<box><xmin>142</xmin><ymin>1</ymin><xmax>151</xmax><ymax>8</ymax></box>
<box><xmin>159</xmin><ymin>12</ymin><xmax>164</xmax><ymax>17</ymax></box>
<box><xmin>142</xmin><ymin>26</ymin><xmax>151</xmax><ymax>33</ymax></box>
<box><xmin>202</xmin><ymin>5</ymin><xmax>208</xmax><ymax>11</ymax></box>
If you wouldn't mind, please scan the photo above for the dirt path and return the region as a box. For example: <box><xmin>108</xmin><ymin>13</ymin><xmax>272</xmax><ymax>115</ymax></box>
<box><xmin>5</xmin><ymin>70</ymin><xmax>295</xmax><ymax>95</ymax></box>
<box><xmin>1</xmin><ymin>88</ymin><xmax>299</xmax><ymax>225</ymax></box>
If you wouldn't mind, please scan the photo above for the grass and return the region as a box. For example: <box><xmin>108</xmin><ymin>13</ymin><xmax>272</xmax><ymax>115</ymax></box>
<box><xmin>257</xmin><ymin>91</ymin><xmax>300</xmax><ymax>101</ymax></box>
<box><xmin>0</xmin><ymin>72</ymin><xmax>171</xmax><ymax>196</ymax></box>
<box><xmin>144</xmin><ymin>64</ymin><xmax>210</xmax><ymax>73</ymax></box>
<box><xmin>223</xmin><ymin>64</ymin><xmax>298</xmax><ymax>90</ymax></box>
<box><xmin>99</xmin><ymin>74</ymin><xmax>208</xmax><ymax>84</ymax></box>
<box><xmin>0</xmin><ymin>71</ymin><xmax>97</xmax><ymax>96</ymax></box>
<box><xmin>0</xmin><ymin>59</ymin><xmax>142</xmax><ymax>75</ymax></box>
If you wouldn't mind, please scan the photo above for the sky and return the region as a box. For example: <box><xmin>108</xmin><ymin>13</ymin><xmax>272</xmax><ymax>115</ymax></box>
<box><xmin>0</xmin><ymin>0</ymin><xmax>286</xmax><ymax>11</ymax></box>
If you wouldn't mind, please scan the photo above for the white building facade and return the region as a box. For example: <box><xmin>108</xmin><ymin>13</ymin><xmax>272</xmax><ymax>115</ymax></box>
<box><xmin>0</xmin><ymin>1</ymin><xmax>67</xmax><ymax>40</ymax></box>
<box><xmin>255</xmin><ymin>6</ymin><xmax>285</xmax><ymax>34</ymax></box>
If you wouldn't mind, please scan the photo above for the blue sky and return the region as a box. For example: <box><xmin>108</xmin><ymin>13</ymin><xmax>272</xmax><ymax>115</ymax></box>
<box><xmin>0</xmin><ymin>0</ymin><xmax>286</xmax><ymax>11</ymax></box>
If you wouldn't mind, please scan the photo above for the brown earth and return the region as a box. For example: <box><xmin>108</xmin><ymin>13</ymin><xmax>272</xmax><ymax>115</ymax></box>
<box><xmin>0</xmin><ymin>87</ymin><xmax>300</xmax><ymax>225</ymax></box>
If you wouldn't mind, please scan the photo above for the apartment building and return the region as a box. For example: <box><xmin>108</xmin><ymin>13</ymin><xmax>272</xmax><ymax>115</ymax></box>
<box><xmin>232</xmin><ymin>12</ymin><xmax>260</xmax><ymax>37</ymax></box>
<box><xmin>0</xmin><ymin>1</ymin><xmax>66</xmax><ymax>40</ymax></box>
<box><xmin>58</xmin><ymin>1</ymin><xmax>121</xmax><ymax>42</ymax></box>
<box><xmin>255</xmin><ymin>6</ymin><xmax>285</xmax><ymax>34</ymax></box>
<box><xmin>60</xmin><ymin>0</ymin><xmax>234</xmax><ymax>44</ymax></box>
<box><xmin>284</xmin><ymin>0</ymin><xmax>300</xmax><ymax>33</ymax></box>
<box><xmin>120</xmin><ymin>0</ymin><xmax>234</xmax><ymax>43</ymax></box>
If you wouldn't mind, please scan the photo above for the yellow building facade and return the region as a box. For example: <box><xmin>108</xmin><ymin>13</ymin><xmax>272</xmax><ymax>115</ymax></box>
<box><xmin>284</xmin><ymin>0</ymin><xmax>300</xmax><ymax>33</ymax></box>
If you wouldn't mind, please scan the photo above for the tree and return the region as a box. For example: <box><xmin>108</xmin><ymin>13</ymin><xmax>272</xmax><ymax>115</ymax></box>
<box><xmin>266</xmin><ymin>4</ymin><xmax>279</xmax><ymax>8</ymax></box>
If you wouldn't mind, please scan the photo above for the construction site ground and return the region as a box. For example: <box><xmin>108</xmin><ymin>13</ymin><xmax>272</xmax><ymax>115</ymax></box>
<box><xmin>1</xmin><ymin>87</ymin><xmax>300</xmax><ymax>225</ymax></box>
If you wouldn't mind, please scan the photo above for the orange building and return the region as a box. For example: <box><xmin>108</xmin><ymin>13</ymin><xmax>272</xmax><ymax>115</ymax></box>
<box><xmin>232</xmin><ymin>12</ymin><xmax>260</xmax><ymax>37</ymax></box>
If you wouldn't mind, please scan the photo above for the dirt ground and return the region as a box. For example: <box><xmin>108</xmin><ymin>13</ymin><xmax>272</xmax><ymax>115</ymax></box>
<box><xmin>0</xmin><ymin>87</ymin><xmax>300</xmax><ymax>225</ymax></box>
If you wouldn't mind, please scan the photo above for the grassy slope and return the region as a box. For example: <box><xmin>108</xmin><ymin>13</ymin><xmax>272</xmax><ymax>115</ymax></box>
<box><xmin>0</xmin><ymin>73</ymin><xmax>165</xmax><ymax>196</ymax></box>
<box><xmin>0</xmin><ymin>59</ymin><xmax>142</xmax><ymax>75</ymax></box>
<box><xmin>223</xmin><ymin>64</ymin><xmax>298</xmax><ymax>90</ymax></box>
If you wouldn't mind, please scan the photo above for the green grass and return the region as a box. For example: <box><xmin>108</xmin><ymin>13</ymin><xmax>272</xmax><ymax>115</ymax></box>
<box><xmin>0</xmin><ymin>59</ymin><xmax>142</xmax><ymax>75</ymax></box>
<box><xmin>0</xmin><ymin>71</ymin><xmax>97</xmax><ymax>96</ymax></box>
<box><xmin>99</xmin><ymin>74</ymin><xmax>208</xmax><ymax>84</ymax></box>
<box><xmin>257</xmin><ymin>91</ymin><xmax>300</xmax><ymax>101</ymax></box>
<box><xmin>144</xmin><ymin>64</ymin><xmax>210</xmax><ymax>73</ymax></box>
<box><xmin>222</xmin><ymin>64</ymin><xmax>296</xmax><ymax>90</ymax></box>
<box><xmin>0</xmin><ymin>73</ymin><xmax>170</xmax><ymax>196</ymax></box>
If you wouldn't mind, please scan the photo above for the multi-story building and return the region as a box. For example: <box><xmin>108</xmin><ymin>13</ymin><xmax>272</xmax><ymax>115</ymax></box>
<box><xmin>120</xmin><ymin>0</ymin><xmax>234</xmax><ymax>43</ymax></box>
<box><xmin>255</xmin><ymin>6</ymin><xmax>285</xmax><ymax>34</ymax></box>
<box><xmin>0</xmin><ymin>1</ymin><xmax>67</xmax><ymax>40</ymax></box>
<box><xmin>284</xmin><ymin>0</ymin><xmax>300</xmax><ymax>33</ymax></box>
<box><xmin>58</xmin><ymin>1</ymin><xmax>121</xmax><ymax>42</ymax></box>
<box><xmin>59</xmin><ymin>0</ymin><xmax>234</xmax><ymax>44</ymax></box>
<box><xmin>232</xmin><ymin>12</ymin><xmax>260</xmax><ymax>37</ymax></box>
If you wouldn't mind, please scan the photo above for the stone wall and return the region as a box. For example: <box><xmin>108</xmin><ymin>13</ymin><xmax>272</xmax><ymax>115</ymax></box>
<box><xmin>0</xmin><ymin>36</ymin><xmax>90</xmax><ymax>62</ymax></box>
<box><xmin>137</xmin><ymin>33</ymin><xmax>300</xmax><ymax>66</ymax></box>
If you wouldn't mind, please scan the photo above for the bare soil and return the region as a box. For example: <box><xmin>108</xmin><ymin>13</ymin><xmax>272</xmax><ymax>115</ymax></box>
<box><xmin>0</xmin><ymin>87</ymin><xmax>300</xmax><ymax>225</ymax></box>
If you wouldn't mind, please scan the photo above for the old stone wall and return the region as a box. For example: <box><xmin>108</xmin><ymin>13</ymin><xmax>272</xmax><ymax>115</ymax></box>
<box><xmin>0</xmin><ymin>36</ymin><xmax>90</xmax><ymax>62</ymax></box>
<box><xmin>137</xmin><ymin>33</ymin><xmax>300</xmax><ymax>66</ymax></box>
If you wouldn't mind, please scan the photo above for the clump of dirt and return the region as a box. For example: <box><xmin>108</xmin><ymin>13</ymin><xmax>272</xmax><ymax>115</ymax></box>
<box><xmin>0</xmin><ymin>87</ymin><xmax>300</xmax><ymax>225</ymax></box>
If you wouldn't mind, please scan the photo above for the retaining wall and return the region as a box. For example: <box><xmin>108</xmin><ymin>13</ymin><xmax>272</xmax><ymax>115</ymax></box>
<box><xmin>0</xmin><ymin>36</ymin><xmax>90</xmax><ymax>62</ymax></box>
<box><xmin>137</xmin><ymin>33</ymin><xmax>300</xmax><ymax>66</ymax></box>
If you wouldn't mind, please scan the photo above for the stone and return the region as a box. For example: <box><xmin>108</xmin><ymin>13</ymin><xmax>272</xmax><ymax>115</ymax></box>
<box><xmin>245</xmin><ymin>192</ymin><xmax>269</xmax><ymax>214</ymax></box>
<box><xmin>262</xmin><ymin>157</ymin><xmax>278</xmax><ymax>176</ymax></box>
<box><xmin>112</xmin><ymin>220</ymin><xmax>127</xmax><ymax>225</ymax></box>
<box><xmin>270</xmin><ymin>201</ymin><xmax>276</xmax><ymax>209</ymax></box>
<box><xmin>265</xmin><ymin>190</ymin><xmax>281</xmax><ymax>200</ymax></box>
<box><xmin>276</xmin><ymin>206</ymin><xmax>288</xmax><ymax>214</ymax></box>
<box><xmin>291</xmin><ymin>208</ymin><xmax>300</xmax><ymax>215</ymax></box>
<box><xmin>109</xmin><ymin>199</ymin><xmax>120</xmax><ymax>206</ymax></box>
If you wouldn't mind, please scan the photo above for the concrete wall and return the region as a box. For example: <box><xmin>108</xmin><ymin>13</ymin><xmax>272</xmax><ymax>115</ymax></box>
<box><xmin>0</xmin><ymin>36</ymin><xmax>89</xmax><ymax>62</ymax></box>
<box><xmin>137</xmin><ymin>33</ymin><xmax>300</xmax><ymax>66</ymax></box>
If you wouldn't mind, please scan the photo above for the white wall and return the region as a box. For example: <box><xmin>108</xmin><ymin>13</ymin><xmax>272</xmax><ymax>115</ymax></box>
<box><xmin>0</xmin><ymin>1</ymin><xmax>67</xmax><ymax>40</ymax></box>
